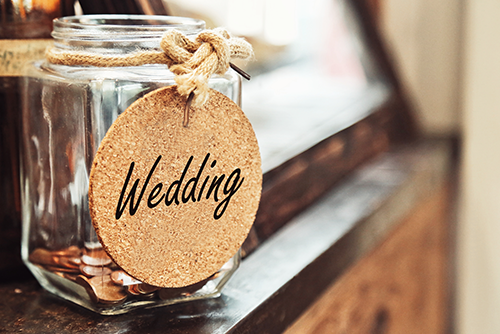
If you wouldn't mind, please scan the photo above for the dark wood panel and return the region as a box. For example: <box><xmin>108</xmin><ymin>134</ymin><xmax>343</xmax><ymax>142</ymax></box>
<box><xmin>243</xmin><ymin>93</ymin><xmax>413</xmax><ymax>255</ymax></box>
<box><xmin>285</xmin><ymin>186</ymin><xmax>451</xmax><ymax>334</ymax></box>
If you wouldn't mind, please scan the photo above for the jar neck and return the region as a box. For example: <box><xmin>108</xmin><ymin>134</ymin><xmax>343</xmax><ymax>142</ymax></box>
<box><xmin>51</xmin><ymin>15</ymin><xmax>205</xmax><ymax>54</ymax></box>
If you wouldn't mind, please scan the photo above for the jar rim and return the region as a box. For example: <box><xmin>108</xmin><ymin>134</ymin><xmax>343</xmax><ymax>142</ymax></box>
<box><xmin>52</xmin><ymin>15</ymin><xmax>206</xmax><ymax>41</ymax></box>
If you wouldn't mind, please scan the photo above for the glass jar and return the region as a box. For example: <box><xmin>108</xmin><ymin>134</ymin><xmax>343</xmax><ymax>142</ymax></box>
<box><xmin>20</xmin><ymin>15</ymin><xmax>242</xmax><ymax>315</ymax></box>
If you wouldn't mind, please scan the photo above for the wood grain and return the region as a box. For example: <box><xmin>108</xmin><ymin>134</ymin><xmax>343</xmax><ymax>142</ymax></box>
<box><xmin>285</xmin><ymin>186</ymin><xmax>450</xmax><ymax>334</ymax></box>
<box><xmin>243</xmin><ymin>96</ymin><xmax>402</xmax><ymax>255</ymax></box>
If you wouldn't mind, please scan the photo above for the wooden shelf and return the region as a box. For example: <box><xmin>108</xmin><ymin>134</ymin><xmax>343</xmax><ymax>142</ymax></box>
<box><xmin>0</xmin><ymin>140</ymin><xmax>453</xmax><ymax>333</ymax></box>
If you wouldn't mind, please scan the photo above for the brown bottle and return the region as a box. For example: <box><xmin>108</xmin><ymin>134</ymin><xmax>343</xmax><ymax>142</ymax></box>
<box><xmin>0</xmin><ymin>0</ymin><xmax>73</xmax><ymax>282</ymax></box>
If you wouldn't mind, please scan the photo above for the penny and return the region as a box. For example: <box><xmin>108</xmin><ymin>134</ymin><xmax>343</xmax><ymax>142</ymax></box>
<box><xmin>75</xmin><ymin>275</ymin><xmax>99</xmax><ymax>304</ymax></box>
<box><xmin>80</xmin><ymin>265</ymin><xmax>112</xmax><ymax>277</ymax></box>
<box><xmin>53</xmin><ymin>271</ymin><xmax>65</xmax><ymax>278</ymax></box>
<box><xmin>51</xmin><ymin>246</ymin><xmax>81</xmax><ymax>257</ymax></box>
<box><xmin>89</xmin><ymin>275</ymin><xmax>127</xmax><ymax>305</ymax></box>
<box><xmin>44</xmin><ymin>265</ymin><xmax>80</xmax><ymax>274</ymax></box>
<box><xmin>81</xmin><ymin>254</ymin><xmax>112</xmax><ymax>267</ymax></box>
<box><xmin>54</xmin><ymin>256</ymin><xmax>80</xmax><ymax>270</ymax></box>
<box><xmin>137</xmin><ymin>283</ymin><xmax>160</xmax><ymax>295</ymax></box>
<box><xmin>83</xmin><ymin>248</ymin><xmax>108</xmax><ymax>258</ymax></box>
<box><xmin>63</xmin><ymin>273</ymin><xmax>79</xmax><ymax>282</ymax></box>
<box><xmin>111</xmin><ymin>270</ymin><xmax>142</xmax><ymax>286</ymax></box>
<box><xmin>110</xmin><ymin>270</ymin><xmax>123</xmax><ymax>285</ymax></box>
<box><xmin>68</xmin><ymin>257</ymin><xmax>82</xmax><ymax>266</ymax></box>
<box><xmin>81</xmin><ymin>248</ymin><xmax>112</xmax><ymax>267</ymax></box>
<box><xmin>127</xmin><ymin>284</ymin><xmax>141</xmax><ymax>296</ymax></box>
<box><xmin>29</xmin><ymin>248</ymin><xmax>57</xmax><ymax>266</ymax></box>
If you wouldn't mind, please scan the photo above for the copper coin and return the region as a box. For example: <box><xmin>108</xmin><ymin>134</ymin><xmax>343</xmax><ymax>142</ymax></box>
<box><xmin>110</xmin><ymin>270</ymin><xmax>123</xmax><ymax>285</ymax></box>
<box><xmin>110</xmin><ymin>270</ymin><xmax>141</xmax><ymax>286</ymax></box>
<box><xmin>53</xmin><ymin>271</ymin><xmax>65</xmax><ymax>278</ymax></box>
<box><xmin>68</xmin><ymin>257</ymin><xmax>82</xmax><ymax>266</ymax></box>
<box><xmin>127</xmin><ymin>284</ymin><xmax>141</xmax><ymax>296</ymax></box>
<box><xmin>44</xmin><ymin>265</ymin><xmax>80</xmax><ymax>274</ymax></box>
<box><xmin>89</xmin><ymin>275</ymin><xmax>127</xmax><ymax>305</ymax></box>
<box><xmin>54</xmin><ymin>256</ymin><xmax>80</xmax><ymax>270</ymax></box>
<box><xmin>81</xmin><ymin>254</ymin><xmax>112</xmax><ymax>267</ymax></box>
<box><xmin>137</xmin><ymin>284</ymin><xmax>160</xmax><ymax>295</ymax></box>
<box><xmin>75</xmin><ymin>275</ymin><xmax>99</xmax><ymax>304</ymax></box>
<box><xmin>80</xmin><ymin>265</ymin><xmax>112</xmax><ymax>277</ymax></box>
<box><xmin>63</xmin><ymin>273</ymin><xmax>79</xmax><ymax>282</ymax></box>
<box><xmin>51</xmin><ymin>246</ymin><xmax>81</xmax><ymax>257</ymax></box>
<box><xmin>29</xmin><ymin>248</ymin><xmax>57</xmax><ymax>266</ymax></box>
<box><xmin>83</xmin><ymin>247</ymin><xmax>107</xmax><ymax>258</ymax></box>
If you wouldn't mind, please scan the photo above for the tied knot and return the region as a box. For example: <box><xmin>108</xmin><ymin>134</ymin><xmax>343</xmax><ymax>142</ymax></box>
<box><xmin>161</xmin><ymin>28</ymin><xmax>252</xmax><ymax>106</ymax></box>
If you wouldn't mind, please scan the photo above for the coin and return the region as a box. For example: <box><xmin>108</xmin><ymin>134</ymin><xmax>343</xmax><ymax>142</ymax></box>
<box><xmin>137</xmin><ymin>283</ymin><xmax>159</xmax><ymax>295</ymax></box>
<box><xmin>32</xmin><ymin>245</ymin><xmax>227</xmax><ymax>306</ymax></box>
<box><xmin>127</xmin><ymin>284</ymin><xmax>141</xmax><ymax>296</ymax></box>
<box><xmin>32</xmin><ymin>247</ymin><xmax>130</xmax><ymax>306</ymax></box>
<box><xmin>29</xmin><ymin>248</ymin><xmax>58</xmax><ymax>266</ymax></box>
<box><xmin>75</xmin><ymin>275</ymin><xmax>99</xmax><ymax>304</ymax></box>
<box><xmin>110</xmin><ymin>270</ymin><xmax>141</xmax><ymax>286</ymax></box>
<box><xmin>83</xmin><ymin>248</ymin><xmax>107</xmax><ymax>258</ymax></box>
<box><xmin>44</xmin><ymin>265</ymin><xmax>80</xmax><ymax>274</ymax></box>
<box><xmin>51</xmin><ymin>246</ymin><xmax>81</xmax><ymax>257</ymax></box>
<box><xmin>63</xmin><ymin>273</ymin><xmax>79</xmax><ymax>282</ymax></box>
<box><xmin>80</xmin><ymin>265</ymin><xmax>112</xmax><ymax>277</ymax></box>
<box><xmin>53</xmin><ymin>271</ymin><xmax>65</xmax><ymax>278</ymax></box>
<box><xmin>89</xmin><ymin>275</ymin><xmax>127</xmax><ymax>305</ymax></box>
<box><xmin>81</xmin><ymin>254</ymin><xmax>112</xmax><ymax>267</ymax></box>
<box><xmin>68</xmin><ymin>257</ymin><xmax>82</xmax><ymax>266</ymax></box>
<box><xmin>54</xmin><ymin>256</ymin><xmax>81</xmax><ymax>270</ymax></box>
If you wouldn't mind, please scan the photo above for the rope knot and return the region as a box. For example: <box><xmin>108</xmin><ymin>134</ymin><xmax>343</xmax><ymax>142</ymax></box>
<box><xmin>161</xmin><ymin>28</ymin><xmax>253</xmax><ymax>106</ymax></box>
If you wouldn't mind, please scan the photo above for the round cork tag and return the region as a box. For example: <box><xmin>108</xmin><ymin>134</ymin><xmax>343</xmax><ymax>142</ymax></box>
<box><xmin>88</xmin><ymin>86</ymin><xmax>262</xmax><ymax>288</ymax></box>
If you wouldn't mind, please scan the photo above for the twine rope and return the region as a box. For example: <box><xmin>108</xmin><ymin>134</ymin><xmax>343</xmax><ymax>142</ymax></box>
<box><xmin>46</xmin><ymin>27</ymin><xmax>253</xmax><ymax>107</ymax></box>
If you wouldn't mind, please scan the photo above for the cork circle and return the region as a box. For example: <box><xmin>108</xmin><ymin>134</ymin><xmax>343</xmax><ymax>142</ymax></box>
<box><xmin>88</xmin><ymin>86</ymin><xmax>262</xmax><ymax>288</ymax></box>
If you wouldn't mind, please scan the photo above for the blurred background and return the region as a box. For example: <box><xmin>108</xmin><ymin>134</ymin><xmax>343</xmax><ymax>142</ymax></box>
<box><xmin>375</xmin><ymin>1</ymin><xmax>496</xmax><ymax>333</ymax></box>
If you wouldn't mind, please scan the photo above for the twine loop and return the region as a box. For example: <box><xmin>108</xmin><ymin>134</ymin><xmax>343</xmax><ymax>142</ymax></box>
<box><xmin>46</xmin><ymin>27</ymin><xmax>253</xmax><ymax>106</ymax></box>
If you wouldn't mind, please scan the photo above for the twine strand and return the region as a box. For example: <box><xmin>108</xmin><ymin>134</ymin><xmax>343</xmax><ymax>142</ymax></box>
<box><xmin>46</xmin><ymin>28</ymin><xmax>254</xmax><ymax>108</ymax></box>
